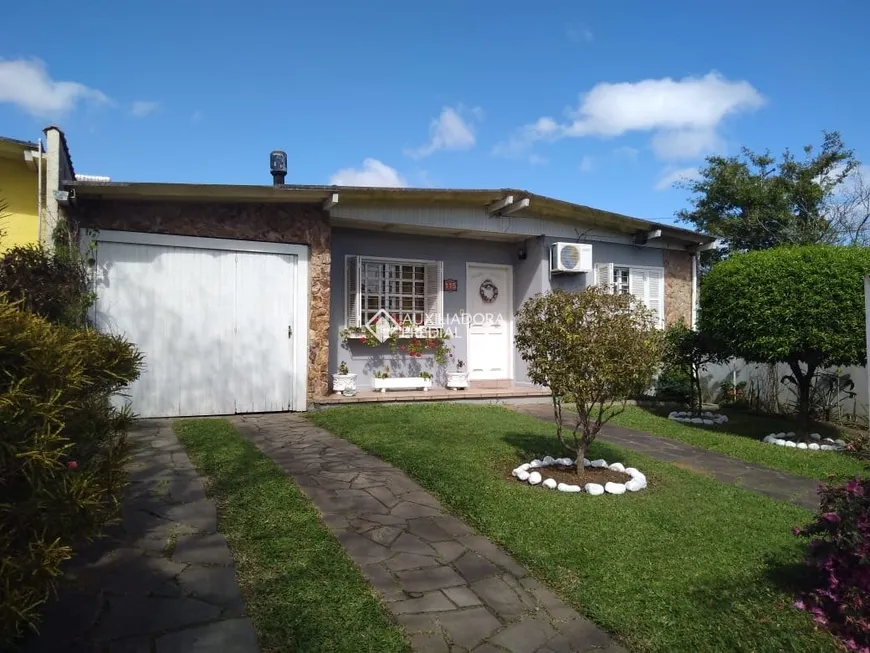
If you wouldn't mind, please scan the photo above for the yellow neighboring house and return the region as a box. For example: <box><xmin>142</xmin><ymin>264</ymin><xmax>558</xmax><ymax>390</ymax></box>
<box><xmin>0</xmin><ymin>135</ymin><xmax>42</xmax><ymax>250</ymax></box>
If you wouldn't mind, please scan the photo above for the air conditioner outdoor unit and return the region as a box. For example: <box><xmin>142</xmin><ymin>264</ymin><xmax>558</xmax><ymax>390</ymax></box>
<box><xmin>549</xmin><ymin>242</ymin><xmax>592</xmax><ymax>274</ymax></box>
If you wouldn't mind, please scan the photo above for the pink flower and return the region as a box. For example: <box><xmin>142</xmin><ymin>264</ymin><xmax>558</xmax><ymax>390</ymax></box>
<box><xmin>822</xmin><ymin>512</ymin><xmax>842</xmax><ymax>525</ymax></box>
<box><xmin>792</xmin><ymin>527</ymin><xmax>802</xmax><ymax>536</ymax></box>
<box><xmin>793</xmin><ymin>600</ymin><xmax>806</xmax><ymax>611</ymax></box>
<box><xmin>67</xmin><ymin>460</ymin><xmax>78</xmax><ymax>470</ymax></box>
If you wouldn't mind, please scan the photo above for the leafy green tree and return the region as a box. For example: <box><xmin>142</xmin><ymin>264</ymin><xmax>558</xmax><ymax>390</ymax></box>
<box><xmin>662</xmin><ymin>323</ymin><xmax>726</xmax><ymax>414</ymax></box>
<box><xmin>677</xmin><ymin>131</ymin><xmax>858</xmax><ymax>265</ymax></box>
<box><xmin>515</xmin><ymin>287</ymin><xmax>662</xmax><ymax>468</ymax></box>
<box><xmin>699</xmin><ymin>245</ymin><xmax>870</xmax><ymax>427</ymax></box>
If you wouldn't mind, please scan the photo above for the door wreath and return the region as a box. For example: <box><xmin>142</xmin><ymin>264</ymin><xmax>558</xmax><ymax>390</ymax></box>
<box><xmin>479</xmin><ymin>279</ymin><xmax>499</xmax><ymax>303</ymax></box>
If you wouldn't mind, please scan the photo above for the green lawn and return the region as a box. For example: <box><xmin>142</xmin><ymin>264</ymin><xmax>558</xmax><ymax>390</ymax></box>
<box><xmin>174</xmin><ymin>419</ymin><xmax>409</xmax><ymax>653</ymax></box>
<box><xmin>309</xmin><ymin>403</ymin><xmax>836</xmax><ymax>653</ymax></box>
<box><xmin>610</xmin><ymin>406</ymin><xmax>866</xmax><ymax>481</ymax></box>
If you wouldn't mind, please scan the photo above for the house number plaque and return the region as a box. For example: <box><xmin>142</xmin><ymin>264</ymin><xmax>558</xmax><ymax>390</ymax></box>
<box><xmin>443</xmin><ymin>279</ymin><xmax>459</xmax><ymax>292</ymax></box>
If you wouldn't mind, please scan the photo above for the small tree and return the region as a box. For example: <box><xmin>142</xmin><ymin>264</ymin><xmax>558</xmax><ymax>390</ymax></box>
<box><xmin>700</xmin><ymin>245</ymin><xmax>870</xmax><ymax>428</ymax></box>
<box><xmin>515</xmin><ymin>287</ymin><xmax>662</xmax><ymax>470</ymax></box>
<box><xmin>662</xmin><ymin>322</ymin><xmax>726</xmax><ymax>414</ymax></box>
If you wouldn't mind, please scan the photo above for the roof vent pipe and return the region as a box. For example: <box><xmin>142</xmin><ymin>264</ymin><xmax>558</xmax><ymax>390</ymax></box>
<box><xmin>270</xmin><ymin>150</ymin><xmax>287</xmax><ymax>186</ymax></box>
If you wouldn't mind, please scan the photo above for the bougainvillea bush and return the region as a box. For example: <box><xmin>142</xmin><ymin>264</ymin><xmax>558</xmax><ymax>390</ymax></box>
<box><xmin>793</xmin><ymin>469</ymin><xmax>870</xmax><ymax>651</ymax></box>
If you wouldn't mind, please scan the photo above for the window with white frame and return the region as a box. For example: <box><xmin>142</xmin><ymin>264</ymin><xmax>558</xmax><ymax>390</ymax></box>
<box><xmin>596</xmin><ymin>263</ymin><xmax>664</xmax><ymax>327</ymax></box>
<box><xmin>345</xmin><ymin>256</ymin><xmax>443</xmax><ymax>328</ymax></box>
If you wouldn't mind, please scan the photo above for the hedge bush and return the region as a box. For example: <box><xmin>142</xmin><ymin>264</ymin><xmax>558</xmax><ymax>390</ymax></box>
<box><xmin>0</xmin><ymin>296</ymin><xmax>141</xmax><ymax>646</ymax></box>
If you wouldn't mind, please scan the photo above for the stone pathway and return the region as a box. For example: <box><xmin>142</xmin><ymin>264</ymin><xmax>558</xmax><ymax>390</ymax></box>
<box><xmin>22</xmin><ymin>420</ymin><xmax>258</xmax><ymax>653</ymax></box>
<box><xmin>511</xmin><ymin>403</ymin><xmax>821</xmax><ymax>511</ymax></box>
<box><xmin>232</xmin><ymin>413</ymin><xmax>626</xmax><ymax>653</ymax></box>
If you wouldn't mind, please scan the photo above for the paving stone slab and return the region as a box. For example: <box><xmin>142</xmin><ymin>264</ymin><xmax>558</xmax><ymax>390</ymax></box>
<box><xmin>395</xmin><ymin>566</ymin><xmax>466</xmax><ymax>592</ymax></box>
<box><xmin>437</xmin><ymin>607</ymin><xmax>502</xmax><ymax>649</ymax></box>
<box><xmin>490</xmin><ymin>616</ymin><xmax>555</xmax><ymax>652</ymax></box>
<box><xmin>172</xmin><ymin>533</ymin><xmax>233</xmax><ymax>565</ymax></box>
<box><xmin>155</xmin><ymin>618</ymin><xmax>259</xmax><ymax>653</ymax></box>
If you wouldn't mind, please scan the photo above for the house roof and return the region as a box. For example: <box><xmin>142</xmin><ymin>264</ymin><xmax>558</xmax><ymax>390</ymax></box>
<box><xmin>0</xmin><ymin>135</ymin><xmax>38</xmax><ymax>160</ymax></box>
<box><xmin>43</xmin><ymin>125</ymin><xmax>76</xmax><ymax>180</ymax></box>
<box><xmin>68</xmin><ymin>180</ymin><xmax>714</xmax><ymax>246</ymax></box>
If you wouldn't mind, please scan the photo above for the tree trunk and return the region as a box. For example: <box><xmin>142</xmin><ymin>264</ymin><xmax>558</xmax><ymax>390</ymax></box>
<box><xmin>576</xmin><ymin>441</ymin><xmax>588</xmax><ymax>476</ymax></box>
<box><xmin>788</xmin><ymin>360</ymin><xmax>816</xmax><ymax>431</ymax></box>
<box><xmin>693</xmin><ymin>364</ymin><xmax>703</xmax><ymax>414</ymax></box>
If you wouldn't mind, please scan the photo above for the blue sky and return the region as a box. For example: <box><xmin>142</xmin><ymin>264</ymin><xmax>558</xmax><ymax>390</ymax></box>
<box><xmin>1</xmin><ymin>0</ymin><xmax>868</xmax><ymax>225</ymax></box>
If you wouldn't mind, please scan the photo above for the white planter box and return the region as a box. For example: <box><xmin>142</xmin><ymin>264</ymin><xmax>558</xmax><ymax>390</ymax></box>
<box><xmin>372</xmin><ymin>377</ymin><xmax>433</xmax><ymax>393</ymax></box>
<box><xmin>446</xmin><ymin>372</ymin><xmax>469</xmax><ymax>390</ymax></box>
<box><xmin>332</xmin><ymin>374</ymin><xmax>357</xmax><ymax>395</ymax></box>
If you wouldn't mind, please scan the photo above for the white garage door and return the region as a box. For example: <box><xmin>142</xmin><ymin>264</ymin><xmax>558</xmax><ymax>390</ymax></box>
<box><xmin>91</xmin><ymin>231</ymin><xmax>309</xmax><ymax>418</ymax></box>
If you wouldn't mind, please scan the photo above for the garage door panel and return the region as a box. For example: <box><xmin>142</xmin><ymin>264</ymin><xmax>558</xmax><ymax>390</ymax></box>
<box><xmin>93</xmin><ymin>239</ymin><xmax>297</xmax><ymax>418</ymax></box>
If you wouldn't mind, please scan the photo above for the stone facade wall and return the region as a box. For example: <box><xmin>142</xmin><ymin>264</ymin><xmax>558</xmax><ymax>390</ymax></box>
<box><xmin>662</xmin><ymin>249</ymin><xmax>693</xmax><ymax>327</ymax></box>
<box><xmin>74</xmin><ymin>199</ymin><xmax>331</xmax><ymax>401</ymax></box>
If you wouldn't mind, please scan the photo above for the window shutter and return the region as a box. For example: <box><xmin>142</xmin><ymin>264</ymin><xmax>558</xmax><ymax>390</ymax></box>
<box><xmin>647</xmin><ymin>268</ymin><xmax>664</xmax><ymax>328</ymax></box>
<box><xmin>595</xmin><ymin>263</ymin><xmax>614</xmax><ymax>292</ymax></box>
<box><xmin>629</xmin><ymin>268</ymin><xmax>646</xmax><ymax>304</ymax></box>
<box><xmin>345</xmin><ymin>255</ymin><xmax>360</xmax><ymax>327</ymax></box>
<box><xmin>424</xmin><ymin>261</ymin><xmax>443</xmax><ymax>326</ymax></box>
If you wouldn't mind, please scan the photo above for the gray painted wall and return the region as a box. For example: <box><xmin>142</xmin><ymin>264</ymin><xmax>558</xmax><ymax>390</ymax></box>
<box><xmin>331</xmin><ymin>228</ymin><xmax>517</xmax><ymax>389</ymax></box>
<box><xmin>330</xmin><ymin>229</ymin><xmax>674</xmax><ymax>391</ymax></box>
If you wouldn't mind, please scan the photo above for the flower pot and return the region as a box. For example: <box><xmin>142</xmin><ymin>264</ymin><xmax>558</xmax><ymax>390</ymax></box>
<box><xmin>332</xmin><ymin>373</ymin><xmax>357</xmax><ymax>395</ymax></box>
<box><xmin>446</xmin><ymin>371</ymin><xmax>469</xmax><ymax>390</ymax></box>
<box><xmin>372</xmin><ymin>377</ymin><xmax>433</xmax><ymax>393</ymax></box>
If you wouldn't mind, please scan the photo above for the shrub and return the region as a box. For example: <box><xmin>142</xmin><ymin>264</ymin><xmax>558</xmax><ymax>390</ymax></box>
<box><xmin>0</xmin><ymin>243</ymin><xmax>93</xmax><ymax>327</ymax></box>
<box><xmin>700</xmin><ymin>245</ymin><xmax>870</xmax><ymax>428</ymax></box>
<box><xmin>655</xmin><ymin>366</ymin><xmax>693</xmax><ymax>405</ymax></box>
<box><xmin>660</xmin><ymin>323</ymin><xmax>725</xmax><ymax>414</ymax></box>
<box><xmin>0</xmin><ymin>298</ymin><xmax>141</xmax><ymax>646</ymax></box>
<box><xmin>793</xmin><ymin>475</ymin><xmax>870</xmax><ymax>651</ymax></box>
<box><xmin>515</xmin><ymin>287</ymin><xmax>662</xmax><ymax>467</ymax></box>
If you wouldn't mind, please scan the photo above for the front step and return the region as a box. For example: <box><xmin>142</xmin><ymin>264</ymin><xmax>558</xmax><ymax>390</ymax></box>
<box><xmin>469</xmin><ymin>379</ymin><xmax>513</xmax><ymax>390</ymax></box>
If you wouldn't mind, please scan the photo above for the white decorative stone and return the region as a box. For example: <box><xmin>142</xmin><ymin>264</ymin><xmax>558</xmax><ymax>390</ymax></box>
<box><xmin>763</xmin><ymin>435</ymin><xmax>776</xmax><ymax>444</ymax></box>
<box><xmin>542</xmin><ymin>456</ymin><xmax>556</xmax><ymax>466</ymax></box>
<box><xmin>702</xmin><ymin>419</ymin><xmax>714</xmax><ymax>425</ymax></box>
<box><xmin>797</xmin><ymin>443</ymin><xmax>808</xmax><ymax>450</ymax></box>
<box><xmin>605</xmin><ymin>482</ymin><xmax>627</xmax><ymax>495</ymax></box>
<box><xmin>820</xmin><ymin>444</ymin><xmax>834</xmax><ymax>451</ymax></box>
<box><xmin>810</xmin><ymin>433</ymin><xmax>821</xmax><ymax>441</ymax></box>
<box><xmin>625</xmin><ymin>479</ymin><xmax>644</xmax><ymax>492</ymax></box>
<box><xmin>691</xmin><ymin>418</ymin><xmax>703</xmax><ymax>424</ymax></box>
<box><xmin>835</xmin><ymin>439</ymin><xmax>846</xmax><ymax>447</ymax></box>
<box><xmin>582</xmin><ymin>458</ymin><xmax>591</xmax><ymax>467</ymax></box>
<box><xmin>774</xmin><ymin>439</ymin><xmax>787</xmax><ymax>446</ymax></box>
<box><xmin>787</xmin><ymin>432</ymin><xmax>796</xmax><ymax>438</ymax></box>
<box><xmin>785</xmin><ymin>441</ymin><xmax>797</xmax><ymax>448</ymax></box>
<box><xmin>823</xmin><ymin>438</ymin><xmax>835</xmax><ymax>444</ymax></box>
<box><xmin>513</xmin><ymin>457</ymin><xmax>646</xmax><ymax>495</ymax></box>
<box><xmin>584</xmin><ymin>483</ymin><xmax>605</xmax><ymax>495</ymax></box>
<box><xmin>809</xmin><ymin>443</ymin><xmax>820</xmax><ymax>451</ymax></box>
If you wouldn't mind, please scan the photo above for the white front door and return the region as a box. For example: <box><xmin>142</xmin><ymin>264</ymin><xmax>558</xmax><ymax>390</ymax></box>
<box><xmin>466</xmin><ymin>263</ymin><xmax>512</xmax><ymax>380</ymax></box>
<box><xmin>93</xmin><ymin>235</ymin><xmax>301</xmax><ymax>418</ymax></box>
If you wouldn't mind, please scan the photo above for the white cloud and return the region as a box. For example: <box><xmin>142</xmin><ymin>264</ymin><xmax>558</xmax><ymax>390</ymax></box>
<box><xmin>131</xmin><ymin>100</ymin><xmax>159</xmax><ymax>118</ymax></box>
<box><xmin>613</xmin><ymin>145</ymin><xmax>640</xmax><ymax>161</ymax></box>
<box><xmin>566</xmin><ymin>23</ymin><xmax>594</xmax><ymax>43</ymax></box>
<box><xmin>0</xmin><ymin>58</ymin><xmax>109</xmax><ymax>117</ymax></box>
<box><xmin>655</xmin><ymin>166</ymin><xmax>701</xmax><ymax>191</ymax></box>
<box><xmin>579</xmin><ymin>156</ymin><xmax>594</xmax><ymax>172</ymax></box>
<box><xmin>528</xmin><ymin>154</ymin><xmax>548</xmax><ymax>166</ymax></box>
<box><xmin>407</xmin><ymin>106</ymin><xmax>478</xmax><ymax>158</ymax></box>
<box><xmin>329</xmin><ymin>158</ymin><xmax>408</xmax><ymax>187</ymax></box>
<box><xmin>496</xmin><ymin>72</ymin><xmax>763</xmax><ymax>160</ymax></box>
<box><xmin>651</xmin><ymin>128</ymin><xmax>722</xmax><ymax>160</ymax></box>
